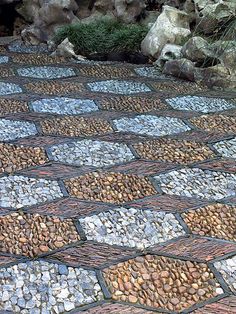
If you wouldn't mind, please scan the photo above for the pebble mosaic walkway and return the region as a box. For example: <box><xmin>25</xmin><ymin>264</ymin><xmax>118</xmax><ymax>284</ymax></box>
<box><xmin>0</xmin><ymin>40</ymin><xmax>235</xmax><ymax>314</ymax></box>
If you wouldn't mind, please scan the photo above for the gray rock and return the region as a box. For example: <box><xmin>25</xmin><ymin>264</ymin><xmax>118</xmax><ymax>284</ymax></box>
<box><xmin>58</xmin><ymin>265</ymin><xmax>68</xmax><ymax>276</ymax></box>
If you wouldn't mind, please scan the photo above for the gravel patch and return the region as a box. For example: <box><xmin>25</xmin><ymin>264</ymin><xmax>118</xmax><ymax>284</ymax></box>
<box><xmin>50</xmin><ymin>140</ymin><xmax>135</xmax><ymax>167</ymax></box>
<box><xmin>0</xmin><ymin>212</ymin><xmax>80</xmax><ymax>257</ymax></box>
<box><xmin>0</xmin><ymin>175</ymin><xmax>63</xmax><ymax>208</ymax></box>
<box><xmin>0</xmin><ymin>119</ymin><xmax>37</xmax><ymax>141</ymax></box>
<box><xmin>0</xmin><ymin>82</ymin><xmax>22</xmax><ymax>96</ymax></box>
<box><xmin>31</xmin><ymin>97</ymin><xmax>98</xmax><ymax>115</ymax></box>
<box><xmin>113</xmin><ymin>115</ymin><xmax>191</xmax><ymax>137</ymax></box>
<box><xmin>17</xmin><ymin>66</ymin><xmax>76</xmax><ymax>79</ymax></box>
<box><xmin>8</xmin><ymin>40</ymin><xmax>48</xmax><ymax>53</ymax></box>
<box><xmin>213</xmin><ymin>138</ymin><xmax>236</xmax><ymax>158</ymax></box>
<box><xmin>0</xmin><ymin>56</ymin><xmax>9</xmax><ymax>64</ymax></box>
<box><xmin>0</xmin><ymin>261</ymin><xmax>103</xmax><ymax>313</ymax></box>
<box><xmin>103</xmin><ymin>255</ymin><xmax>222</xmax><ymax>312</ymax></box>
<box><xmin>135</xmin><ymin>67</ymin><xmax>170</xmax><ymax>79</ymax></box>
<box><xmin>87</xmin><ymin>80</ymin><xmax>151</xmax><ymax>94</ymax></box>
<box><xmin>155</xmin><ymin>168</ymin><xmax>236</xmax><ymax>200</ymax></box>
<box><xmin>214</xmin><ymin>256</ymin><xmax>236</xmax><ymax>293</ymax></box>
<box><xmin>80</xmin><ymin>207</ymin><xmax>185</xmax><ymax>249</ymax></box>
<box><xmin>166</xmin><ymin>96</ymin><xmax>236</xmax><ymax>113</ymax></box>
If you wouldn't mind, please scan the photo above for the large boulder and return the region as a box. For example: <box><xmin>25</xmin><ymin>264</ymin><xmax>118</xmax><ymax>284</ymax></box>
<box><xmin>194</xmin><ymin>0</ymin><xmax>236</xmax><ymax>34</ymax></box>
<box><xmin>155</xmin><ymin>43</ymin><xmax>182</xmax><ymax>67</ymax></box>
<box><xmin>21</xmin><ymin>0</ymin><xmax>79</xmax><ymax>44</ymax></box>
<box><xmin>163</xmin><ymin>58</ymin><xmax>198</xmax><ymax>81</ymax></box>
<box><xmin>200</xmin><ymin>64</ymin><xmax>236</xmax><ymax>89</ymax></box>
<box><xmin>141</xmin><ymin>5</ymin><xmax>191</xmax><ymax>58</ymax></box>
<box><xmin>113</xmin><ymin>0</ymin><xmax>146</xmax><ymax>23</ymax></box>
<box><xmin>181</xmin><ymin>36</ymin><xmax>214</xmax><ymax>63</ymax></box>
<box><xmin>16</xmin><ymin>0</ymin><xmax>40</xmax><ymax>22</ymax></box>
<box><xmin>77</xmin><ymin>0</ymin><xmax>146</xmax><ymax>24</ymax></box>
<box><xmin>76</xmin><ymin>0</ymin><xmax>114</xmax><ymax>21</ymax></box>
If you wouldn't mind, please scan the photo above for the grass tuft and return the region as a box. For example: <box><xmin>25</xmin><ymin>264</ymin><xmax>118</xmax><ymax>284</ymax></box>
<box><xmin>54</xmin><ymin>19</ymin><xmax>148</xmax><ymax>56</ymax></box>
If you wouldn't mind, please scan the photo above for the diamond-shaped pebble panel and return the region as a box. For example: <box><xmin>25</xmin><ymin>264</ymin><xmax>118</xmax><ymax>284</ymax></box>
<box><xmin>0</xmin><ymin>261</ymin><xmax>103</xmax><ymax>313</ymax></box>
<box><xmin>155</xmin><ymin>168</ymin><xmax>236</xmax><ymax>200</ymax></box>
<box><xmin>0</xmin><ymin>82</ymin><xmax>22</xmax><ymax>96</ymax></box>
<box><xmin>0</xmin><ymin>212</ymin><xmax>80</xmax><ymax>257</ymax></box>
<box><xmin>17</xmin><ymin>66</ymin><xmax>76</xmax><ymax>79</ymax></box>
<box><xmin>65</xmin><ymin>172</ymin><xmax>157</xmax><ymax>204</ymax></box>
<box><xmin>103</xmin><ymin>255</ymin><xmax>222</xmax><ymax>311</ymax></box>
<box><xmin>166</xmin><ymin>96</ymin><xmax>236</xmax><ymax>113</ymax></box>
<box><xmin>0</xmin><ymin>119</ymin><xmax>37</xmax><ymax>141</ymax></box>
<box><xmin>49</xmin><ymin>140</ymin><xmax>135</xmax><ymax>167</ymax></box>
<box><xmin>80</xmin><ymin>207</ymin><xmax>185</xmax><ymax>249</ymax></box>
<box><xmin>0</xmin><ymin>175</ymin><xmax>63</xmax><ymax>208</ymax></box>
<box><xmin>114</xmin><ymin>115</ymin><xmax>191</xmax><ymax>137</ymax></box>
<box><xmin>31</xmin><ymin>97</ymin><xmax>98</xmax><ymax>115</ymax></box>
<box><xmin>87</xmin><ymin>80</ymin><xmax>151</xmax><ymax>94</ymax></box>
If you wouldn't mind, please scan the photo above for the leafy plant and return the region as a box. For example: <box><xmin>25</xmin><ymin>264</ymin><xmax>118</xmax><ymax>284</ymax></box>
<box><xmin>54</xmin><ymin>19</ymin><xmax>148</xmax><ymax>56</ymax></box>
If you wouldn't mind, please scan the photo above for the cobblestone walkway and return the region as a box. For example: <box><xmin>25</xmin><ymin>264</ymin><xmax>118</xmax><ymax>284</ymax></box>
<box><xmin>0</xmin><ymin>40</ymin><xmax>236</xmax><ymax>314</ymax></box>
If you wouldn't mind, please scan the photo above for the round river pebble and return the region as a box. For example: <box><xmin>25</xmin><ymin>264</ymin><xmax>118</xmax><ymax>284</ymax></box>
<box><xmin>17</xmin><ymin>66</ymin><xmax>76</xmax><ymax>79</ymax></box>
<box><xmin>87</xmin><ymin>80</ymin><xmax>151</xmax><ymax>94</ymax></box>
<box><xmin>80</xmin><ymin>207</ymin><xmax>185</xmax><ymax>249</ymax></box>
<box><xmin>0</xmin><ymin>82</ymin><xmax>22</xmax><ymax>96</ymax></box>
<box><xmin>49</xmin><ymin>139</ymin><xmax>135</xmax><ymax>167</ymax></box>
<box><xmin>65</xmin><ymin>172</ymin><xmax>157</xmax><ymax>204</ymax></box>
<box><xmin>0</xmin><ymin>212</ymin><xmax>80</xmax><ymax>257</ymax></box>
<box><xmin>213</xmin><ymin>137</ymin><xmax>236</xmax><ymax>158</ymax></box>
<box><xmin>0</xmin><ymin>119</ymin><xmax>37</xmax><ymax>141</ymax></box>
<box><xmin>103</xmin><ymin>255</ymin><xmax>221</xmax><ymax>311</ymax></box>
<box><xmin>0</xmin><ymin>261</ymin><xmax>103</xmax><ymax>313</ymax></box>
<box><xmin>155</xmin><ymin>168</ymin><xmax>236</xmax><ymax>200</ymax></box>
<box><xmin>0</xmin><ymin>175</ymin><xmax>63</xmax><ymax>208</ymax></box>
<box><xmin>182</xmin><ymin>203</ymin><xmax>236</xmax><ymax>241</ymax></box>
<box><xmin>214</xmin><ymin>256</ymin><xmax>236</xmax><ymax>293</ymax></box>
<box><xmin>166</xmin><ymin>96</ymin><xmax>236</xmax><ymax>113</ymax></box>
<box><xmin>0</xmin><ymin>143</ymin><xmax>47</xmax><ymax>173</ymax></box>
<box><xmin>31</xmin><ymin>97</ymin><xmax>98</xmax><ymax>115</ymax></box>
<box><xmin>113</xmin><ymin>115</ymin><xmax>191</xmax><ymax>137</ymax></box>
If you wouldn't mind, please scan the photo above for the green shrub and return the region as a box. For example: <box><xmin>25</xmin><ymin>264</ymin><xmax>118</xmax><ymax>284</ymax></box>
<box><xmin>54</xmin><ymin>19</ymin><xmax>148</xmax><ymax>55</ymax></box>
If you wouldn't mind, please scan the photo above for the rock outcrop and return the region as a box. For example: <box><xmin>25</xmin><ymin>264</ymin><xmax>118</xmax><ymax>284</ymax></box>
<box><xmin>141</xmin><ymin>5</ymin><xmax>191</xmax><ymax>58</ymax></box>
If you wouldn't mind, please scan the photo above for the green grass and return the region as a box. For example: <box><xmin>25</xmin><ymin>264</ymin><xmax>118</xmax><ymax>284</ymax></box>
<box><xmin>53</xmin><ymin>19</ymin><xmax>148</xmax><ymax>56</ymax></box>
